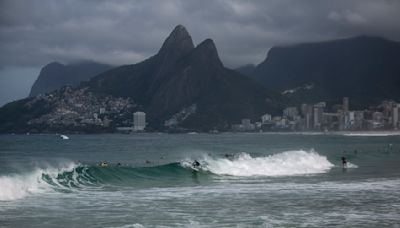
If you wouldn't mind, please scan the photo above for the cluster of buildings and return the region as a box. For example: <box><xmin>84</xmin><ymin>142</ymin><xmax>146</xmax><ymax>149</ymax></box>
<box><xmin>232</xmin><ymin>97</ymin><xmax>400</xmax><ymax>132</ymax></box>
<box><xmin>116</xmin><ymin>112</ymin><xmax>147</xmax><ymax>132</ymax></box>
<box><xmin>24</xmin><ymin>85</ymin><xmax>400</xmax><ymax>133</ymax></box>
<box><xmin>28</xmin><ymin>87</ymin><xmax>136</xmax><ymax>129</ymax></box>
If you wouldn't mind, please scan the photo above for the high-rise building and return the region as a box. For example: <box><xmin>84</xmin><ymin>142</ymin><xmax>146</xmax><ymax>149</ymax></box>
<box><xmin>133</xmin><ymin>112</ymin><xmax>146</xmax><ymax>131</ymax></box>
<box><xmin>393</xmin><ymin>104</ymin><xmax>399</xmax><ymax>129</ymax></box>
<box><xmin>349</xmin><ymin>111</ymin><xmax>355</xmax><ymax>128</ymax></box>
<box><xmin>313</xmin><ymin>102</ymin><xmax>325</xmax><ymax>129</ymax></box>
<box><xmin>301</xmin><ymin>104</ymin><xmax>313</xmax><ymax>130</ymax></box>
<box><xmin>354</xmin><ymin>111</ymin><xmax>364</xmax><ymax>130</ymax></box>
<box><xmin>283</xmin><ymin>107</ymin><xmax>299</xmax><ymax>119</ymax></box>
<box><xmin>338</xmin><ymin>110</ymin><xmax>345</xmax><ymax>130</ymax></box>
<box><xmin>306</xmin><ymin>112</ymin><xmax>313</xmax><ymax>130</ymax></box>
<box><xmin>343</xmin><ymin>97</ymin><xmax>349</xmax><ymax>113</ymax></box>
<box><xmin>261</xmin><ymin>114</ymin><xmax>272</xmax><ymax>123</ymax></box>
<box><xmin>301</xmin><ymin>104</ymin><xmax>308</xmax><ymax>117</ymax></box>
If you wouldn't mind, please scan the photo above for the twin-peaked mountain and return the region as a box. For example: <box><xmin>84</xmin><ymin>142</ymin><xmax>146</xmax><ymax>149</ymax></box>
<box><xmin>85</xmin><ymin>25</ymin><xmax>282</xmax><ymax>129</ymax></box>
<box><xmin>30</xmin><ymin>61</ymin><xmax>112</xmax><ymax>97</ymax></box>
<box><xmin>0</xmin><ymin>25</ymin><xmax>282</xmax><ymax>132</ymax></box>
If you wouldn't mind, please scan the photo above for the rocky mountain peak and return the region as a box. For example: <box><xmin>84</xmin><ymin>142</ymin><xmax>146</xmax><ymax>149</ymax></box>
<box><xmin>42</xmin><ymin>61</ymin><xmax>64</xmax><ymax>71</ymax></box>
<box><xmin>190</xmin><ymin>38</ymin><xmax>223</xmax><ymax>68</ymax></box>
<box><xmin>158</xmin><ymin>25</ymin><xmax>194</xmax><ymax>57</ymax></box>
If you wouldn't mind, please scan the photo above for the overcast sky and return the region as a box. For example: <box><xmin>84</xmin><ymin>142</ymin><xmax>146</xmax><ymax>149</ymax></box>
<box><xmin>1</xmin><ymin>0</ymin><xmax>400</xmax><ymax>106</ymax></box>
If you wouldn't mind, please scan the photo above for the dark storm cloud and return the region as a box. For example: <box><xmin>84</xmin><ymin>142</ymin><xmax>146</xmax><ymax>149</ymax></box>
<box><xmin>1</xmin><ymin>0</ymin><xmax>400</xmax><ymax>68</ymax></box>
<box><xmin>1</xmin><ymin>0</ymin><xmax>400</xmax><ymax>106</ymax></box>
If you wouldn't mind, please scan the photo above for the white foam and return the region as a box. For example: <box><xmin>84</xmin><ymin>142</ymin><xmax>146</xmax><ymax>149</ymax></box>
<box><xmin>0</xmin><ymin>162</ymin><xmax>78</xmax><ymax>201</ymax></box>
<box><xmin>108</xmin><ymin>224</ymin><xmax>145</xmax><ymax>228</ymax></box>
<box><xmin>346</xmin><ymin>162</ymin><xmax>358</xmax><ymax>168</ymax></box>
<box><xmin>186</xmin><ymin>150</ymin><xmax>335</xmax><ymax>177</ymax></box>
<box><xmin>342</xmin><ymin>131</ymin><xmax>400</xmax><ymax>137</ymax></box>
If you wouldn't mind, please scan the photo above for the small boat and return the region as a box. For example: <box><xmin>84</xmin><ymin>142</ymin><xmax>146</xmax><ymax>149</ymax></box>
<box><xmin>60</xmin><ymin>134</ymin><xmax>69</xmax><ymax>140</ymax></box>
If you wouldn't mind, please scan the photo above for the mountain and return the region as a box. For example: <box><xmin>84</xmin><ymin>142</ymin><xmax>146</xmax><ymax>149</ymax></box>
<box><xmin>235</xmin><ymin>64</ymin><xmax>256</xmax><ymax>76</ymax></box>
<box><xmin>29</xmin><ymin>61</ymin><xmax>112</xmax><ymax>97</ymax></box>
<box><xmin>0</xmin><ymin>25</ymin><xmax>283</xmax><ymax>133</ymax></box>
<box><xmin>87</xmin><ymin>25</ymin><xmax>282</xmax><ymax>130</ymax></box>
<box><xmin>251</xmin><ymin>36</ymin><xmax>400</xmax><ymax>107</ymax></box>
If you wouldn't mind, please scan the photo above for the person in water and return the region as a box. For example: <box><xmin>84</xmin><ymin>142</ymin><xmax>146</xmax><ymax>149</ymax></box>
<box><xmin>192</xmin><ymin>160</ymin><xmax>200</xmax><ymax>168</ymax></box>
<box><xmin>224</xmin><ymin>153</ymin><xmax>234</xmax><ymax>158</ymax></box>
<box><xmin>99</xmin><ymin>161</ymin><xmax>109</xmax><ymax>167</ymax></box>
<box><xmin>341</xmin><ymin>156</ymin><xmax>347</xmax><ymax>168</ymax></box>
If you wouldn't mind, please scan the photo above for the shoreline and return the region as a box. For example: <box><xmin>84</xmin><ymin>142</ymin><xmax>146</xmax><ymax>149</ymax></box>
<box><xmin>2</xmin><ymin>130</ymin><xmax>400</xmax><ymax>136</ymax></box>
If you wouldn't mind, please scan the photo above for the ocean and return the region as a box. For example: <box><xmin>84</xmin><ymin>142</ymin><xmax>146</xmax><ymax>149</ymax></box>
<box><xmin>0</xmin><ymin>133</ymin><xmax>399</xmax><ymax>227</ymax></box>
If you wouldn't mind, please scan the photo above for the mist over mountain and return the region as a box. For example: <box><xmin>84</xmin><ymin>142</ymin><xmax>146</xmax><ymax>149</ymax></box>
<box><xmin>29</xmin><ymin>61</ymin><xmax>112</xmax><ymax>97</ymax></box>
<box><xmin>251</xmin><ymin>36</ymin><xmax>400</xmax><ymax>107</ymax></box>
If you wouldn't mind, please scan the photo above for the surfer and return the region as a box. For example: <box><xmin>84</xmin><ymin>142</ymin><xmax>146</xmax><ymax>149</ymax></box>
<box><xmin>341</xmin><ymin>156</ymin><xmax>347</xmax><ymax>168</ymax></box>
<box><xmin>224</xmin><ymin>153</ymin><xmax>233</xmax><ymax>158</ymax></box>
<box><xmin>192</xmin><ymin>160</ymin><xmax>200</xmax><ymax>168</ymax></box>
<box><xmin>98</xmin><ymin>161</ymin><xmax>108</xmax><ymax>167</ymax></box>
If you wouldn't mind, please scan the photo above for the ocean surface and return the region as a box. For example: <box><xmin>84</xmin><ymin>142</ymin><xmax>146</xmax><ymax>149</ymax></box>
<box><xmin>1</xmin><ymin>133</ymin><xmax>400</xmax><ymax>227</ymax></box>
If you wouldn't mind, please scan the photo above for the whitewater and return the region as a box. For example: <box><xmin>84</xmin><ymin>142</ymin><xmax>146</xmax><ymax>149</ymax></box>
<box><xmin>1</xmin><ymin>150</ymin><xmax>340</xmax><ymax>201</ymax></box>
<box><xmin>0</xmin><ymin>133</ymin><xmax>399</xmax><ymax>227</ymax></box>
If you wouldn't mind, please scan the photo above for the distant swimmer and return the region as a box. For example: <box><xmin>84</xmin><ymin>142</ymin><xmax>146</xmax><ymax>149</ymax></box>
<box><xmin>224</xmin><ymin>153</ymin><xmax>233</xmax><ymax>158</ymax></box>
<box><xmin>192</xmin><ymin>160</ymin><xmax>200</xmax><ymax>168</ymax></box>
<box><xmin>341</xmin><ymin>157</ymin><xmax>347</xmax><ymax>168</ymax></box>
<box><xmin>99</xmin><ymin>161</ymin><xmax>109</xmax><ymax>167</ymax></box>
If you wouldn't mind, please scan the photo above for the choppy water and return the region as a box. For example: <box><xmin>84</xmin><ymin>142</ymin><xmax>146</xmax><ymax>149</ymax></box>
<box><xmin>0</xmin><ymin>133</ymin><xmax>400</xmax><ymax>227</ymax></box>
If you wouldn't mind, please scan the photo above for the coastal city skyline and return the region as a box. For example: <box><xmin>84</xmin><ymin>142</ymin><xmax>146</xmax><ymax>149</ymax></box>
<box><xmin>233</xmin><ymin>97</ymin><xmax>400</xmax><ymax>132</ymax></box>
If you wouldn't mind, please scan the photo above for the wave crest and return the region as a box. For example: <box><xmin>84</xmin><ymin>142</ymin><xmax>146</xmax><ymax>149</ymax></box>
<box><xmin>0</xmin><ymin>163</ymin><xmax>79</xmax><ymax>201</ymax></box>
<box><xmin>193</xmin><ymin>150</ymin><xmax>334</xmax><ymax>177</ymax></box>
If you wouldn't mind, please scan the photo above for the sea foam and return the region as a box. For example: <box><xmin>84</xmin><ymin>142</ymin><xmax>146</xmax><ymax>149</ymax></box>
<box><xmin>342</xmin><ymin>131</ymin><xmax>400</xmax><ymax>137</ymax></box>
<box><xmin>189</xmin><ymin>150</ymin><xmax>335</xmax><ymax>177</ymax></box>
<box><xmin>0</xmin><ymin>162</ymin><xmax>78</xmax><ymax>201</ymax></box>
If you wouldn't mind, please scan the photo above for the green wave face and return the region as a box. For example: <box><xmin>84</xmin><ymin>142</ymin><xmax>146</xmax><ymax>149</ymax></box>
<box><xmin>1</xmin><ymin>150</ymin><xmax>344</xmax><ymax>201</ymax></box>
<box><xmin>41</xmin><ymin>163</ymin><xmax>212</xmax><ymax>190</ymax></box>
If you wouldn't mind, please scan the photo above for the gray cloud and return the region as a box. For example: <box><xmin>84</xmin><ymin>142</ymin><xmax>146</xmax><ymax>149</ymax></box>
<box><xmin>1</xmin><ymin>0</ymin><xmax>400</xmax><ymax>105</ymax></box>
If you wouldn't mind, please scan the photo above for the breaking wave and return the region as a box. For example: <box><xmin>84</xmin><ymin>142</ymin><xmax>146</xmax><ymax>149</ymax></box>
<box><xmin>184</xmin><ymin>150</ymin><xmax>335</xmax><ymax>177</ymax></box>
<box><xmin>0</xmin><ymin>163</ymin><xmax>79</xmax><ymax>201</ymax></box>
<box><xmin>0</xmin><ymin>150</ymin><xmax>342</xmax><ymax>201</ymax></box>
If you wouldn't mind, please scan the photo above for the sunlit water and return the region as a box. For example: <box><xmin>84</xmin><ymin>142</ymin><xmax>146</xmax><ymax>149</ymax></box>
<box><xmin>1</xmin><ymin>133</ymin><xmax>400</xmax><ymax>227</ymax></box>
